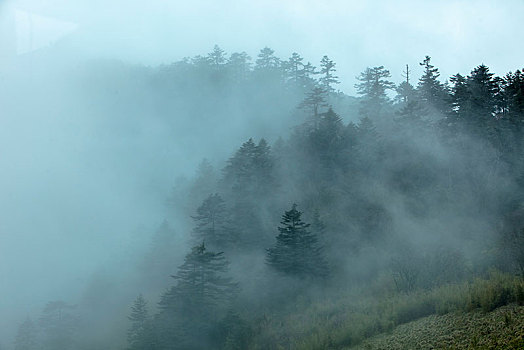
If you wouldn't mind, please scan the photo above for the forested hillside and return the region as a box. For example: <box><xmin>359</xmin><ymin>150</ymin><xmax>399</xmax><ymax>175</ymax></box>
<box><xmin>9</xmin><ymin>46</ymin><xmax>524</xmax><ymax>350</ymax></box>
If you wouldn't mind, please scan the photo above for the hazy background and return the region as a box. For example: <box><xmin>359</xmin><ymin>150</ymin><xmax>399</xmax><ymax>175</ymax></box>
<box><xmin>1</xmin><ymin>0</ymin><xmax>524</xmax><ymax>346</ymax></box>
<box><xmin>3</xmin><ymin>0</ymin><xmax>524</xmax><ymax>90</ymax></box>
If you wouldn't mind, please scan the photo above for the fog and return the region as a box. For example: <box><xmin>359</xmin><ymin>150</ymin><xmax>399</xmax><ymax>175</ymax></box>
<box><xmin>1</xmin><ymin>1</ymin><xmax>524</xmax><ymax>349</ymax></box>
<box><xmin>4</xmin><ymin>1</ymin><xmax>524</xmax><ymax>90</ymax></box>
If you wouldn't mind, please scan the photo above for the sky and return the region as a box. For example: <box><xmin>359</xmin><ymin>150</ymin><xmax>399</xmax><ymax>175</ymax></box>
<box><xmin>1</xmin><ymin>0</ymin><xmax>524</xmax><ymax>345</ymax></box>
<box><xmin>3</xmin><ymin>0</ymin><xmax>524</xmax><ymax>93</ymax></box>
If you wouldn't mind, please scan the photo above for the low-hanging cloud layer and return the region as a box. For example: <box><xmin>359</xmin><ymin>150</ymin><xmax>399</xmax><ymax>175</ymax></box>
<box><xmin>3</xmin><ymin>0</ymin><xmax>524</xmax><ymax>92</ymax></box>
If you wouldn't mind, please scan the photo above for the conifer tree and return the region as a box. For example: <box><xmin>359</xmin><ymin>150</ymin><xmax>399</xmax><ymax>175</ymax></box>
<box><xmin>396</xmin><ymin>64</ymin><xmax>416</xmax><ymax>103</ymax></box>
<box><xmin>307</xmin><ymin>108</ymin><xmax>349</xmax><ymax>175</ymax></box>
<box><xmin>222</xmin><ymin>138</ymin><xmax>275</xmax><ymax>196</ymax></box>
<box><xmin>227</xmin><ymin>52</ymin><xmax>252</xmax><ymax>82</ymax></box>
<box><xmin>284</xmin><ymin>52</ymin><xmax>304</xmax><ymax>85</ymax></box>
<box><xmin>395</xmin><ymin>64</ymin><xmax>424</xmax><ymax>126</ymax></box>
<box><xmin>255</xmin><ymin>47</ymin><xmax>280</xmax><ymax>70</ymax></box>
<box><xmin>298</xmin><ymin>86</ymin><xmax>329</xmax><ymax>118</ymax></box>
<box><xmin>300</xmin><ymin>62</ymin><xmax>318</xmax><ymax>90</ymax></box>
<box><xmin>223</xmin><ymin>138</ymin><xmax>258</xmax><ymax>192</ymax></box>
<box><xmin>417</xmin><ymin>56</ymin><xmax>449</xmax><ymax>116</ymax></box>
<box><xmin>467</xmin><ymin>65</ymin><xmax>498</xmax><ymax>124</ymax></box>
<box><xmin>207</xmin><ymin>45</ymin><xmax>227</xmax><ymax>70</ymax></box>
<box><xmin>355</xmin><ymin>66</ymin><xmax>395</xmax><ymax>119</ymax></box>
<box><xmin>504</xmin><ymin>69</ymin><xmax>524</xmax><ymax>130</ymax></box>
<box><xmin>266</xmin><ymin>204</ymin><xmax>328</xmax><ymax>278</ymax></box>
<box><xmin>167</xmin><ymin>242</ymin><xmax>236</xmax><ymax>309</ymax></box>
<box><xmin>157</xmin><ymin>243</ymin><xmax>237</xmax><ymax>348</ymax></box>
<box><xmin>448</xmin><ymin>73</ymin><xmax>471</xmax><ymax>130</ymax></box>
<box><xmin>283</xmin><ymin>52</ymin><xmax>318</xmax><ymax>91</ymax></box>
<box><xmin>319</xmin><ymin>55</ymin><xmax>340</xmax><ymax>93</ymax></box>
<box><xmin>127</xmin><ymin>294</ymin><xmax>155</xmax><ymax>350</ymax></box>
<box><xmin>253</xmin><ymin>138</ymin><xmax>275</xmax><ymax>192</ymax></box>
<box><xmin>192</xmin><ymin>193</ymin><xmax>235</xmax><ymax>250</ymax></box>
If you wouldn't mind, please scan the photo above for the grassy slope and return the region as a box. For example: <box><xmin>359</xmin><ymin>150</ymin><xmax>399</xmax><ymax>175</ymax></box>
<box><xmin>348</xmin><ymin>304</ymin><xmax>524</xmax><ymax>350</ymax></box>
<box><xmin>247</xmin><ymin>272</ymin><xmax>524</xmax><ymax>349</ymax></box>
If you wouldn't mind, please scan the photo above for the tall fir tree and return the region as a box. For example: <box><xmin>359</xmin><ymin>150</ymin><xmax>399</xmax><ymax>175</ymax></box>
<box><xmin>284</xmin><ymin>52</ymin><xmax>304</xmax><ymax>85</ymax></box>
<box><xmin>253</xmin><ymin>138</ymin><xmax>275</xmax><ymax>192</ymax></box>
<box><xmin>207</xmin><ymin>45</ymin><xmax>227</xmax><ymax>70</ymax></box>
<box><xmin>467</xmin><ymin>65</ymin><xmax>498</xmax><ymax>127</ymax></box>
<box><xmin>192</xmin><ymin>193</ymin><xmax>235</xmax><ymax>250</ymax></box>
<box><xmin>157</xmin><ymin>243</ymin><xmax>237</xmax><ymax>348</ymax></box>
<box><xmin>266</xmin><ymin>204</ymin><xmax>328</xmax><ymax>278</ymax></box>
<box><xmin>298</xmin><ymin>86</ymin><xmax>329</xmax><ymax>118</ymax></box>
<box><xmin>127</xmin><ymin>294</ymin><xmax>155</xmax><ymax>350</ymax></box>
<box><xmin>504</xmin><ymin>69</ymin><xmax>524</xmax><ymax>130</ymax></box>
<box><xmin>227</xmin><ymin>52</ymin><xmax>252</xmax><ymax>82</ymax></box>
<box><xmin>355</xmin><ymin>66</ymin><xmax>395</xmax><ymax>120</ymax></box>
<box><xmin>417</xmin><ymin>56</ymin><xmax>449</xmax><ymax>116</ymax></box>
<box><xmin>222</xmin><ymin>138</ymin><xmax>258</xmax><ymax>193</ymax></box>
<box><xmin>396</xmin><ymin>64</ymin><xmax>416</xmax><ymax>103</ymax></box>
<box><xmin>255</xmin><ymin>47</ymin><xmax>280</xmax><ymax>70</ymax></box>
<box><xmin>307</xmin><ymin>108</ymin><xmax>349</xmax><ymax>177</ymax></box>
<box><xmin>319</xmin><ymin>55</ymin><xmax>340</xmax><ymax>93</ymax></box>
<box><xmin>396</xmin><ymin>64</ymin><xmax>424</xmax><ymax>126</ymax></box>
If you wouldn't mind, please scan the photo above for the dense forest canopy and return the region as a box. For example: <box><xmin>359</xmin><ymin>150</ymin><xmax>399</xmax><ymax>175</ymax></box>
<box><xmin>3</xmin><ymin>43</ymin><xmax>524</xmax><ymax>349</ymax></box>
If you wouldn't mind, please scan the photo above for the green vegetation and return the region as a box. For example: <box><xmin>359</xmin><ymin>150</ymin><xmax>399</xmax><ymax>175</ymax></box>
<box><xmin>247</xmin><ymin>271</ymin><xmax>524</xmax><ymax>349</ymax></box>
<box><xmin>351</xmin><ymin>304</ymin><xmax>524</xmax><ymax>350</ymax></box>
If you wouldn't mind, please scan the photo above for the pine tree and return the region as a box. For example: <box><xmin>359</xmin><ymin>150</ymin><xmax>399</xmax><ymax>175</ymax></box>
<box><xmin>448</xmin><ymin>73</ymin><xmax>471</xmax><ymax>130</ymax></box>
<box><xmin>300</xmin><ymin>62</ymin><xmax>318</xmax><ymax>90</ymax></box>
<box><xmin>253</xmin><ymin>138</ymin><xmax>275</xmax><ymax>192</ymax></box>
<box><xmin>396</xmin><ymin>64</ymin><xmax>416</xmax><ymax>103</ymax></box>
<box><xmin>227</xmin><ymin>52</ymin><xmax>252</xmax><ymax>82</ymax></box>
<box><xmin>284</xmin><ymin>52</ymin><xmax>304</xmax><ymax>85</ymax></box>
<box><xmin>14</xmin><ymin>318</ymin><xmax>37</xmax><ymax>350</ymax></box>
<box><xmin>255</xmin><ymin>47</ymin><xmax>280</xmax><ymax>70</ymax></box>
<box><xmin>395</xmin><ymin>64</ymin><xmax>425</xmax><ymax>127</ymax></box>
<box><xmin>157</xmin><ymin>243</ymin><xmax>237</xmax><ymax>348</ymax></box>
<box><xmin>160</xmin><ymin>242</ymin><xmax>237</xmax><ymax>313</ymax></box>
<box><xmin>417</xmin><ymin>56</ymin><xmax>449</xmax><ymax>116</ymax></box>
<box><xmin>266</xmin><ymin>204</ymin><xmax>328</xmax><ymax>278</ymax></box>
<box><xmin>222</xmin><ymin>138</ymin><xmax>258</xmax><ymax>192</ymax></box>
<box><xmin>355</xmin><ymin>66</ymin><xmax>395</xmax><ymax>119</ymax></box>
<box><xmin>127</xmin><ymin>295</ymin><xmax>155</xmax><ymax>350</ymax></box>
<box><xmin>448</xmin><ymin>65</ymin><xmax>499</xmax><ymax>138</ymax></box>
<box><xmin>298</xmin><ymin>86</ymin><xmax>329</xmax><ymax>118</ymax></box>
<box><xmin>396</xmin><ymin>100</ymin><xmax>425</xmax><ymax>127</ymax></box>
<box><xmin>192</xmin><ymin>193</ymin><xmax>235</xmax><ymax>250</ymax></box>
<box><xmin>307</xmin><ymin>108</ymin><xmax>349</xmax><ymax>175</ymax></box>
<box><xmin>467</xmin><ymin>64</ymin><xmax>498</xmax><ymax>126</ymax></box>
<box><xmin>319</xmin><ymin>55</ymin><xmax>339</xmax><ymax>93</ymax></box>
<box><xmin>504</xmin><ymin>69</ymin><xmax>524</xmax><ymax>130</ymax></box>
<box><xmin>222</xmin><ymin>138</ymin><xmax>275</xmax><ymax>196</ymax></box>
<box><xmin>207</xmin><ymin>45</ymin><xmax>227</xmax><ymax>70</ymax></box>
<box><xmin>283</xmin><ymin>52</ymin><xmax>317</xmax><ymax>91</ymax></box>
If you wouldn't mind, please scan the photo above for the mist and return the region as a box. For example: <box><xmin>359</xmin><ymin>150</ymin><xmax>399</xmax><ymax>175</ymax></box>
<box><xmin>1</xmin><ymin>1</ymin><xmax>524</xmax><ymax>349</ymax></box>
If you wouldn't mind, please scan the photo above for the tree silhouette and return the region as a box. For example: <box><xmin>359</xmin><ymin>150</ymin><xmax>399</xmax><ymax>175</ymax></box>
<box><xmin>267</xmin><ymin>204</ymin><xmax>328</xmax><ymax>278</ymax></box>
